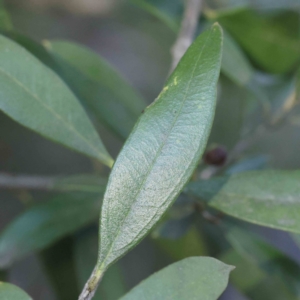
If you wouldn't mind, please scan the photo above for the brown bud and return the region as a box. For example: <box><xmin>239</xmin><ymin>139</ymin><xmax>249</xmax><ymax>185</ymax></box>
<box><xmin>204</xmin><ymin>146</ymin><xmax>227</xmax><ymax>166</ymax></box>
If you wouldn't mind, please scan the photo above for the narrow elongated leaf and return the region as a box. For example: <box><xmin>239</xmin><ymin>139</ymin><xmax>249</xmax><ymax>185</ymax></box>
<box><xmin>0</xmin><ymin>35</ymin><xmax>113</xmax><ymax>166</ymax></box>
<box><xmin>45</xmin><ymin>40</ymin><xmax>146</xmax><ymax>139</ymax></box>
<box><xmin>120</xmin><ymin>257</ymin><xmax>233</xmax><ymax>300</ymax></box>
<box><xmin>96</xmin><ymin>24</ymin><xmax>222</xmax><ymax>273</ymax></box>
<box><xmin>0</xmin><ymin>282</ymin><xmax>32</xmax><ymax>300</ymax></box>
<box><xmin>187</xmin><ymin>170</ymin><xmax>300</xmax><ymax>233</ymax></box>
<box><xmin>221</xmin><ymin>30</ymin><xmax>254</xmax><ymax>86</ymax></box>
<box><xmin>1</xmin><ymin>31</ymin><xmax>60</xmax><ymax>71</ymax></box>
<box><xmin>0</xmin><ymin>193</ymin><xmax>104</xmax><ymax>268</ymax></box>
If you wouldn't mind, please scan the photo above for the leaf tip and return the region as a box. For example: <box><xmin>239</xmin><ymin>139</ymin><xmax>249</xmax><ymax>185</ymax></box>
<box><xmin>211</xmin><ymin>22</ymin><xmax>223</xmax><ymax>34</ymax></box>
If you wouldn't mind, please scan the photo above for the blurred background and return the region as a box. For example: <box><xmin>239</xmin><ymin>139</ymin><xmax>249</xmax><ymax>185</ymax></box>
<box><xmin>1</xmin><ymin>0</ymin><xmax>300</xmax><ymax>299</ymax></box>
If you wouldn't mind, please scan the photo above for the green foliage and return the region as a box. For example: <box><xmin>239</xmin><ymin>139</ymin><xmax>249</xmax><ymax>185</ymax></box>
<box><xmin>45</xmin><ymin>40</ymin><xmax>146</xmax><ymax>139</ymax></box>
<box><xmin>96</xmin><ymin>24</ymin><xmax>223</xmax><ymax>273</ymax></box>
<box><xmin>0</xmin><ymin>282</ymin><xmax>32</xmax><ymax>300</ymax></box>
<box><xmin>0</xmin><ymin>35</ymin><xmax>113</xmax><ymax>166</ymax></box>
<box><xmin>0</xmin><ymin>193</ymin><xmax>103</xmax><ymax>268</ymax></box>
<box><xmin>1</xmin><ymin>1</ymin><xmax>300</xmax><ymax>300</ymax></box>
<box><xmin>187</xmin><ymin>171</ymin><xmax>300</xmax><ymax>233</ymax></box>
<box><xmin>216</xmin><ymin>9</ymin><xmax>300</xmax><ymax>73</ymax></box>
<box><xmin>120</xmin><ymin>257</ymin><xmax>234</xmax><ymax>300</ymax></box>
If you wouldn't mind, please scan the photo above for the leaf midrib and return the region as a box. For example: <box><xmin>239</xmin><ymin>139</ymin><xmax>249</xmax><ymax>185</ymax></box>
<box><xmin>0</xmin><ymin>66</ymin><xmax>109</xmax><ymax>163</ymax></box>
<box><xmin>100</xmin><ymin>31</ymin><xmax>213</xmax><ymax>268</ymax></box>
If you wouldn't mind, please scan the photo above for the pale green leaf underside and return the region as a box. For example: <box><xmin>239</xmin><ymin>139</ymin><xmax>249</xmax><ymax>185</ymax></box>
<box><xmin>97</xmin><ymin>24</ymin><xmax>223</xmax><ymax>271</ymax></box>
<box><xmin>187</xmin><ymin>170</ymin><xmax>300</xmax><ymax>233</ymax></box>
<box><xmin>0</xmin><ymin>282</ymin><xmax>32</xmax><ymax>300</ymax></box>
<box><xmin>120</xmin><ymin>257</ymin><xmax>234</xmax><ymax>300</ymax></box>
<box><xmin>0</xmin><ymin>35</ymin><xmax>113</xmax><ymax>166</ymax></box>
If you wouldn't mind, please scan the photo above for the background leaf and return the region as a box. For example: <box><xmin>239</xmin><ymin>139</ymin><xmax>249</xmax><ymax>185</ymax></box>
<box><xmin>120</xmin><ymin>257</ymin><xmax>234</xmax><ymax>300</ymax></box>
<box><xmin>0</xmin><ymin>34</ymin><xmax>113</xmax><ymax>166</ymax></box>
<box><xmin>0</xmin><ymin>1</ymin><xmax>12</xmax><ymax>30</ymax></box>
<box><xmin>45</xmin><ymin>40</ymin><xmax>146</xmax><ymax>139</ymax></box>
<box><xmin>0</xmin><ymin>282</ymin><xmax>32</xmax><ymax>300</ymax></box>
<box><xmin>221</xmin><ymin>29</ymin><xmax>254</xmax><ymax>86</ymax></box>
<box><xmin>187</xmin><ymin>170</ymin><xmax>300</xmax><ymax>233</ymax></box>
<box><xmin>0</xmin><ymin>193</ymin><xmax>104</xmax><ymax>268</ymax></box>
<box><xmin>217</xmin><ymin>9</ymin><xmax>300</xmax><ymax>73</ymax></box>
<box><xmin>96</xmin><ymin>24</ymin><xmax>223</xmax><ymax>272</ymax></box>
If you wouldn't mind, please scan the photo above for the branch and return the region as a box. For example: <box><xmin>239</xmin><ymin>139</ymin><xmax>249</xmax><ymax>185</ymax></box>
<box><xmin>0</xmin><ymin>173</ymin><xmax>105</xmax><ymax>193</ymax></box>
<box><xmin>170</xmin><ymin>0</ymin><xmax>203</xmax><ymax>73</ymax></box>
<box><xmin>0</xmin><ymin>173</ymin><xmax>55</xmax><ymax>190</ymax></box>
<box><xmin>78</xmin><ymin>267</ymin><xmax>103</xmax><ymax>300</ymax></box>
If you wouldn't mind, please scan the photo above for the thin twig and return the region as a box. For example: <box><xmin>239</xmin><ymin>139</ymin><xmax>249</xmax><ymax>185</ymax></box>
<box><xmin>0</xmin><ymin>173</ymin><xmax>55</xmax><ymax>190</ymax></box>
<box><xmin>170</xmin><ymin>0</ymin><xmax>203</xmax><ymax>73</ymax></box>
<box><xmin>78</xmin><ymin>266</ymin><xmax>103</xmax><ymax>300</ymax></box>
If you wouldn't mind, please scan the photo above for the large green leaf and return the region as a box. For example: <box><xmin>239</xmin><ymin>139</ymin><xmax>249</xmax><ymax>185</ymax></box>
<box><xmin>97</xmin><ymin>23</ymin><xmax>222</xmax><ymax>272</ymax></box>
<box><xmin>120</xmin><ymin>257</ymin><xmax>233</xmax><ymax>300</ymax></box>
<box><xmin>187</xmin><ymin>170</ymin><xmax>300</xmax><ymax>233</ymax></box>
<box><xmin>0</xmin><ymin>35</ymin><xmax>113</xmax><ymax>166</ymax></box>
<box><xmin>0</xmin><ymin>193</ymin><xmax>104</xmax><ymax>269</ymax></box>
<box><xmin>0</xmin><ymin>282</ymin><xmax>32</xmax><ymax>300</ymax></box>
<box><xmin>218</xmin><ymin>10</ymin><xmax>300</xmax><ymax>73</ymax></box>
<box><xmin>45</xmin><ymin>40</ymin><xmax>146</xmax><ymax>139</ymax></box>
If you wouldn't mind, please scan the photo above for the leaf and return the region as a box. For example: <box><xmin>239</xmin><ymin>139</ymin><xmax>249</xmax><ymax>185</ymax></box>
<box><xmin>187</xmin><ymin>170</ymin><xmax>300</xmax><ymax>233</ymax></box>
<box><xmin>74</xmin><ymin>230</ymin><xmax>126</xmax><ymax>300</ymax></box>
<box><xmin>221</xmin><ymin>249</ymin><xmax>265</xmax><ymax>292</ymax></box>
<box><xmin>0</xmin><ymin>1</ymin><xmax>12</xmax><ymax>30</ymax></box>
<box><xmin>227</xmin><ymin>228</ymin><xmax>300</xmax><ymax>295</ymax></box>
<box><xmin>0</xmin><ymin>193</ymin><xmax>104</xmax><ymax>268</ymax></box>
<box><xmin>0</xmin><ymin>282</ymin><xmax>32</xmax><ymax>300</ymax></box>
<box><xmin>217</xmin><ymin>10</ymin><xmax>300</xmax><ymax>73</ymax></box>
<box><xmin>120</xmin><ymin>257</ymin><xmax>234</xmax><ymax>300</ymax></box>
<box><xmin>221</xmin><ymin>29</ymin><xmax>254</xmax><ymax>86</ymax></box>
<box><xmin>96</xmin><ymin>23</ymin><xmax>222</xmax><ymax>273</ymax></box>
<box><xmin>45</xmin><ymin>40</ymin><xmax>146</xmax><ymax>139</ymax></box>
<box><xmin>206</xmin><ymin>0</ymin><xmax>300</xmax><ymax>13</ymax></box>
<box><xmin>0</xmin><ymin>34</ymin><xmax>113</xmax><ymax>166</ymax></box>
<box><xmin>129</xmin><ymin>0</ymin><xmax>179</xmax><ymax>33</ymax></box>
<box><xmin>1</xmin><ymin>31</ymin><xmax>60</xmax><ymax>71</ymax></box>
